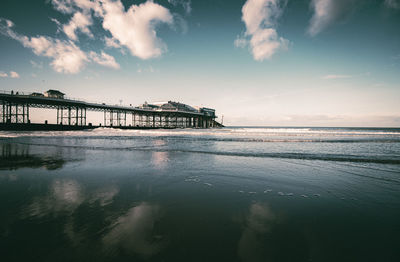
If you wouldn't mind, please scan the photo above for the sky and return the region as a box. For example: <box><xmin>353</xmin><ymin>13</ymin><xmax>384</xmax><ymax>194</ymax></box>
<box><xmin>0</xmin><ymin>0</ymin><xmax>399</xmax><ymax>127</ymax></box>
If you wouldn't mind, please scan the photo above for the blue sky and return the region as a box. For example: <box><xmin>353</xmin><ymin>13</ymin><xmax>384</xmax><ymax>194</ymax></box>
<box><xmin>0</xmin><ymin>0</ymin><xmax>399</xmax><ymax>126</ymax></box>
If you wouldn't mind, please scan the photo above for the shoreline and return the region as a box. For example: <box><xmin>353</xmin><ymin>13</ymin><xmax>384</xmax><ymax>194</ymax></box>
<box><xmin>0</xmin><ymin>123</ymin><xmax>205</xmax><ymax>131</ymax></box>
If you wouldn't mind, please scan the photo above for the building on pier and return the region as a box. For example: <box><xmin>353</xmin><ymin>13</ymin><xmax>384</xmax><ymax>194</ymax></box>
<box><xmin>138</xmin><ymin>101</ymin><xmax>200</xmax><ymax>113</ymax></box>
<box><xmin>199</xmin><ymin>107</ymin><xmax>216</xmax><ymax>118</ymax></box>
<box><xmin>30</xmin><ymin>92</ymin><xmax>44</xmax><ymax>97</ymax></box>
<box><xmin>139</xmin><ymin>102</ymin><xmax>161</xmax><ymax>110</ymax></box>
<box><xmin>44</xmin><ymin>90</ymin><xmax>65</xmax><ymax>99</ymax></box>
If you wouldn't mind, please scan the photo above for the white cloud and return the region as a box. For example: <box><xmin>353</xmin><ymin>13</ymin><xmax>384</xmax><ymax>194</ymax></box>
<box><xmin>385</xmin><ymin>0</ymin><xmax>400</xmax><ymax>9</ymax></box>
<box><xmin>249</xmin><ymin>28</ymin><xmax>288</xmax><ymax>61</ymax></box>
<box><xmin>26</xmin><ymin>36</ymin><xmax>88</xmax><ymax>74</ymax></box>
<box><xmin>322</xmin><ymin>74</ymin><xmax>352</xmax><ymax>79</ymax></box>
<box><xmin>236</xmin><ymin>0</ymin><xmax>289</xmax><ymax>61</ymax></box>
<box><xmin>10</xmin><ymin>71</ymin><xmax>19</xmax><ymax>78</ymax></box>
<box><xmin>89</xmin><ymin>51</ymin><xmax>120</xmax><ymax>69</ymax></box>
<box><xmin>1</xmin><ymin>0</ymin><xmax>178</xmax><ymax>74</ymax></box>
<box><xmin>0</xmin><ymin>71</ymin><xmax>7</xmax><ymax>77</ymax></box>
<box><xmin>63</xmin><ymin>11</ymin><xmax>93</xmax><ymax>41</ymax></box>
<box><xmin>51</xmin><ymin>0</ymin><xmax>176</xmax><ymax>59</ymax></box>
<box><xmin>100</xmin><ymin>0</ymin><xmax>174</xmax><ymax>60</ymax></box>
<box><xmin>308</xmin><ymin>0</ymin><xmax>357</xmax><ymax>36</ymax></box>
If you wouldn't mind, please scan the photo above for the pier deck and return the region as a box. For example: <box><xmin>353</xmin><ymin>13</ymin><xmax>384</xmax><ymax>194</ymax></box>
<box><xmin>0</xmin><ymin>91</ymin><xmax>223</xmax><ymax>130</ymax></box>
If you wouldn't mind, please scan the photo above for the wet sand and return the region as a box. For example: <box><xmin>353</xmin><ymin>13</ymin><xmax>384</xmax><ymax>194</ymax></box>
<box><xmin>1</xmin><ymin>127</ymin><xmax>399</xmax><ymax>261</ymax></box>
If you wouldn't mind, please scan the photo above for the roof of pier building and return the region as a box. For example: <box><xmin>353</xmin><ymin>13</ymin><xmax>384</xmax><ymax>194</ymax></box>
<box><xmin>198</xmin><ymin>107</ymin><xmax>216</xmax><ymax>117</ymax></box>
<box><xmin>160</xmin><ymin>101</ymin><xmax>198</xmax><ymax>113</ymax></box>
<box><xmin>138</xmin><ymin>101</ymin><xmax>199</xmax><ymax>113</ymax></box>
<box><xmin>30</xmin><ymin>92</ymin><xmax>44</xmax><ymax>97</ymax></box>
<box><xmin>44</xmin><ymin>89</ymin><xmax>65</xmax><ymax>99</ymax></box>
<box><xmin>139</xmin><ymin>102</ymin><xmax>160</xmax><ymax>110</ymax></box>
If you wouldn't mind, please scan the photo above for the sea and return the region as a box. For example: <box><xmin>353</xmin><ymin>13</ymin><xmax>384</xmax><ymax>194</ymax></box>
<box><xmin>0</xmin><ymin>126</ymin><xmax>399</xmax><ymax>262</ymax></box>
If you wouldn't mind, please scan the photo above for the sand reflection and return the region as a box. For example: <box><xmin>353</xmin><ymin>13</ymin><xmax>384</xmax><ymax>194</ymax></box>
<box><xmin>103</xmin><ymin>202</ymin><xmax>165</xmax><ymax>258</ymax></box>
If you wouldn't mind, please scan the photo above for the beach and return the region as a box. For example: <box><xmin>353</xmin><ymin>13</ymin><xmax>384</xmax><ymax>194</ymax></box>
<box><xmin>1</xmin><ymin>127</ymin><xmax>400</xmax><ymax>261</ymax></box>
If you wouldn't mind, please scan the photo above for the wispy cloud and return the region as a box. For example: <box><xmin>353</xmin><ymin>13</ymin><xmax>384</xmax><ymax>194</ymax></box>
<box><xmin>168</xmin><ymin>0</ymin><xmax>192</xmax><ymax>15</ymax></box>
<box><xmin>391</xmin><ymin>54</ymin><xmax>400</xmax><ymax>60</ymax></box>
<box><xmin>0</xmin><ymin>19</ymin><xmax>88</xmax><ymax>74</ymax></box>
<box><xmin>322</xmin><ymin>74</ymin><xmax>353</xmax><ymax>80</ymax></box>
<box><xmin>89</xmin><ymin>51</ymin><xmax>120</xmax><ymax>69</ymax></box>
<box><xmin>385</xmin><ymin>0</ymin><xmax>400</xmax><ymax>9</ymax></box>
<box><xmin>0</xmin><ymin>70</ymin><xmax>20</xmax><ymax>78</ymax></box>
<box><xmin>30</xmin><ymin>60</ymin><xmax>43</xmax><ymax>69</ymax></box>
<box><xmin>286</xmin><ymin>114</ymin><xmax>344</xmax><ymax>122</ymax></box>
<box><xmin>104</xmin><ymin>36</ymin><xmax>121</xmax><ymax>49</ymax></box>
<box><xmin>51</xmin><ymin>0</ymin><xmax>75</xmax><ymax>14</ymax></box>
<box><xmin>136</xmin><ymin>64</ymin><xmax>156</xmax><ymax>74</ymax></box>
<box><xmin>235</xmin><ymin>0</ymin><xmax>289</xmax><ymax>61</ymax></box>
<box><xmin>0</xmin><ymin>17</ymin><xmax>119</xmax><ymax>74</ymax></box>
<box><xmin>308</xmin><ymin>0</ymin><xmax>357</xmax><ymax>36</ymax></box>
<box><xmin>322</xmin><ymin>71</ymin><xmax>370</xmax><ymax>80</ymax></box>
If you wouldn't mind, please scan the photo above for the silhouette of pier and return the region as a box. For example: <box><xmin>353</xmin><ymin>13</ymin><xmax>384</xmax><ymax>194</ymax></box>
<box><xmin>0</xmin><ymin>90</ymin><xmax>223</xmax><ymax>130</ymax></box>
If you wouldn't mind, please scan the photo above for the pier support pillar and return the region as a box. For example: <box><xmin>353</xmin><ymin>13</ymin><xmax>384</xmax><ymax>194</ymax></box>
<box><xmin>1</xmin><ymin>102</ymin><xmax>30</xmax><ymax>124</ymax></box>
<box><xmin>58</xmin><ymin>106</ymin><xmax>86</xmax><ymax>126</ymax></box>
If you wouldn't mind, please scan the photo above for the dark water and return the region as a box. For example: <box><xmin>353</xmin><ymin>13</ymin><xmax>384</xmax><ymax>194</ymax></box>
<box><xmin>0</xmin><ymin>127</ymin><xmax>399</xmax><ymax>261</ymax></box>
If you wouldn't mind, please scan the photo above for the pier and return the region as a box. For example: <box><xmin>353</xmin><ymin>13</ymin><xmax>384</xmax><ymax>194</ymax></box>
<box><xmin>0</xmin><ymin>90</ymin><xmax>223</xmax><ymax>131</ymax></box>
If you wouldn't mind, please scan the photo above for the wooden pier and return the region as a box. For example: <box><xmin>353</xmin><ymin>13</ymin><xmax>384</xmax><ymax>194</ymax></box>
<box><xmin>0</xmin><ymin>90</ymin><xmax>223</xmax><ymax>130</ymax></box>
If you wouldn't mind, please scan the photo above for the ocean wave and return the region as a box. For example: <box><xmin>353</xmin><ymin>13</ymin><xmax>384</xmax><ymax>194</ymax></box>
<box><xmin>3</xmin><ymin>135</ymin><xmax>399</xmax><ymax>144</ymax></box>
<box><xmin>1</xmin><ymin>127</ymin><xmax>400</xmax><ymax>138</ymax></box>
<box><xmin>167</xmin><ymin>150</ymin><xmax>400</xmax><ymax>165</ymax></box>
<box><xmin>8</xmin><ymin>141</ymin><xmax>400</xmax><ymax>165</ymax></box>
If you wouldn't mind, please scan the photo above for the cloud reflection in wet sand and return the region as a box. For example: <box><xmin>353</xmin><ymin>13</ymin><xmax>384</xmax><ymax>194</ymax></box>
<box><xmin>237</xmin><ymin>202</ymin><xmax>310</xmax><ymax>262</ymax></box>
<box><xmin>88</xmin><ymin>185</ymin><xmax>119</xmax><ymax>206</ymax></box>
<box><xmin>25</xmin><ymin>179</ymin><xmax>119</xmax><ymax>218</ymax></box>
<box><xmin>26</xmin><ymin>179</ymin><xmax>84</xmax><ymax>217</ymax></box>
<box><xmin>103</xmin><ymin>202</ymin><xmax>165</xmax><ymax>258</ymax></box>
<box><xmin>238</xmin><ymin>202</ymin><xmax>277</xmax><ymax>262</ymax></box>
<box><xmin>151</xmin><ymin>139</ymin><xmax>169</xmax><ymax>170</ymax></box>
<box><xmin>152</xmin><ymin>151</ymin><xmax>169</xmax><ymax>170</ymax></box>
